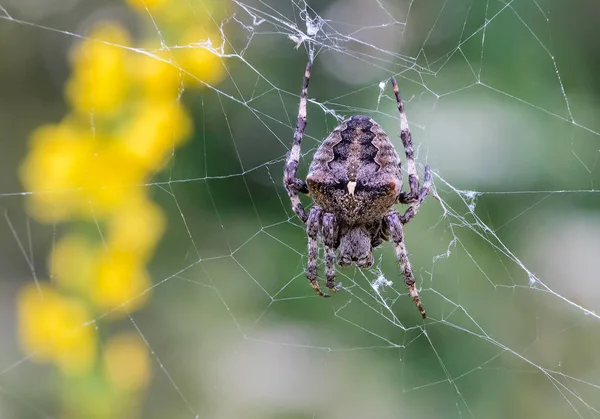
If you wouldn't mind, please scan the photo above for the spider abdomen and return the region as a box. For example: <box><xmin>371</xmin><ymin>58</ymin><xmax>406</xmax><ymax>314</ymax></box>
<box><xmin>306</xmin><ymin>115</ymin><xmax>402</xmax><ymax>223</ymax></box>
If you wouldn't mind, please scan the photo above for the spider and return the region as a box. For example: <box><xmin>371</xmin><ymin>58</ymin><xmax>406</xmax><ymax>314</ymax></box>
<box><xmin>283</xmin><ymin>60</ymin><xmax>432</xmax><ymax>318</ymax></box>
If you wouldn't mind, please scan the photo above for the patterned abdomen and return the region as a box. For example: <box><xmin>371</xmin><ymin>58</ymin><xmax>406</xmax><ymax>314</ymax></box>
<box><xmin>306</xmin><ymin>115</ymin><xmax>402</xmax><ymax>223</ymax></box>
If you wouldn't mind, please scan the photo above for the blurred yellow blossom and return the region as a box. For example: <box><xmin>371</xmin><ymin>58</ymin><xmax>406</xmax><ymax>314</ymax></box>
<box><xmin>103</xmin><ymin>333</ymin><xmax>151</xmax><ymax>391</ymax></box>
<box><xmin>153</xmin><ymin>0</ymin><xmax>205</xmax><ymax>30</ymax></box>
<box><xmin>177</xmin><ymin>28</ymin><xmax>225</xmax><ymax>87</ymax></box>
<box><xmin>66</xmin><ymin>23</ymin><xmax>131</xmax><ymax>117</ymax></box>
<box><xmin>107</xmin><ymin>197</ymin><xmax>166</xmax><ymax>261</ymax></box>
<box><xmin>20</xmin><ymin>123</ymin><xmax>94</xmax><ymax>222</ymax></box>
<box><xmin>125</xmin><ymin>0</ymin><xmax>171</xmax><ymax>13</ymax></box>
<box><xmin>49</xmin><ymin>197</ymin><xmax>162</xmax><ymax>310</ymax></box>
<box><xmin>21</xmin><ymin>124</ymin><xmax>147</xmax><ymax>221</ymax></box>
<box><xmin>92</xmin><ymin>249</ymin><xmax>151</xmax><ymax>312</ymax></box>
<box><xmin>119</xmin><ymin>100</ymin><xmax>192</xmax><ymax>171</ymax></box>
<box><xmin>76</xmin><ymin>143</ymin><xmax>147</xmax><ymax>213</ymax></box>
<box><xmin>18</xmin><ymin>284</ymin><xmax>96</xmax><ymax>376</ymax></box>
<box><xmin>50</xmin><ymin>234</ymin><xmax>99</xmax><ymax>295</ymax></box>
<box><xmin>18</xmin><ymin>1</ymin><xmax>227</xmax><ymax>416</ymax></box>
<box><xmin>134</xmin><ymin>49</ymin><xmax>182</xmax><ymax>101</ymax></box>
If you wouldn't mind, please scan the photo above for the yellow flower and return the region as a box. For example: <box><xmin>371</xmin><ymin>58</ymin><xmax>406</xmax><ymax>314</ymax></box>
<box><xmin>103</xmin><ymin>333</ymin><xmax>151</xmax><ymax>391</ymax></box>
<box><xmin>76</xmin><ymin>144</ymin><xmax>146</xmax><ymax>215</ymax></box>
<box><xmin>107</xmin><ymin>197</ymin><xmax>165</xmax><ymax>261</ymax></box>
<box><xmin>50</xmin><ymin>234</ymin><xmax>99</xmax><ymax>295</ymax></box>
<box><xmin>21</xmin><ymin>119</ymin><xmax>149</xmax><ymax>221</ymax></box>
<box><xmin>125</xmin><ymin>0</ymin><xmax>171</xmax><ymax>13</ymax></box>
<box><xmin>18</xmin><ymin>283</ymin><xmax>96</xmax><ymax>375</ymax></box>
<box><xmin>176</xmin><ymin>28</ymin><xmax>225</xmax><ymax>87</ymax></box>
<box><xmin>66</xmin><ymin>23</ymin><xmax>131</xmax><ymax>117</ymax></box>
<box><xmin>17</xmin><ymin>1</ymin><xmax>230</xmax><ymax>415</ymax></box>
<box><xmin>20</xmin><ymin>122</ymin><xmax>95</xmax><ymax>222</ymax></box>
<box><xmin>133</xmin><ymin>49</ymin><xmax>182</xmax><ymax>101</ymax></box>
<box><xmin>119</xmin><ymin>100</ymin><xmax>192</xmax><ymax>171</ymax></box>
<box><xmin>150</xmin><ymin>0</ymin><xmax>207</xmax><ymax>29</ymax></box>
<box><xmin>92</xmin><ymin>249</ymin><xmax>151</xmax><ymax>313</ymax></box>
<box><xmin>49</xmin><ymin>198</ymin><xmax>163</xmax><ymax>308</ymax></box>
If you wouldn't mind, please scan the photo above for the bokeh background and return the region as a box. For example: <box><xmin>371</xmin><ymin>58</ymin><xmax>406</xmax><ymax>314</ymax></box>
<box><xmin>1</xmin><ymin>0</ymin><xmax>600</xmax><ymax>418</ymax></box>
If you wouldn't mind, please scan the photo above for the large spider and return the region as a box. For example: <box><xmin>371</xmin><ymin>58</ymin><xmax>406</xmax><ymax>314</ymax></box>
<box><xmin>283</xmin><ymin>60</ymin><xmax>432</xmax><ymax>318</ymax></box>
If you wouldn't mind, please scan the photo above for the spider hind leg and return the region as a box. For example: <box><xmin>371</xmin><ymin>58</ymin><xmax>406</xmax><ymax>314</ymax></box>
<box><xmin>322</xmin><ymin>212</ymin><xmax>341</xmax><ymax>293</ymax></box>
<box><xmin>384</xmin><ymin>211</ymin><xmax>426</xmax><ymax>319</ymax></box>
<box><xmin>307</xmin><ymin>207</ymin><xmax>329</xmax><ymax>297</ymax></box>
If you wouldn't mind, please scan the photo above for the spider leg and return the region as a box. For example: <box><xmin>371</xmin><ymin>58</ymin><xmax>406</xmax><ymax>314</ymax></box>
<box><xmin>307</xmin><ymin>206</ymin><xmax>329</xmax><ymax>297</ymax></box>
<box><xmin>322</xmin><ymin>213</ymin><xmax>341</xmax><ymax>293</ymax></box>
<box><xmin>390</xmin><ymin>77</ymin><xmax>421</xmax><ymax>202</ymax></box>
<box><xmin>384</xmin><ymin>211</ymin><xmax>426</xmax><ymax>319</ymax></box>
<box><xmin>283</xmin><ymin>60</ymin><xmax>313</xmax><ymax>223</ymax></box>
<box><xmin>400</xmin><ymin>165</ymin><xmax>432</xmax><ymax>225</ymax></box>
<box><xmin>390</xmin><ymin>77</ymin><xmax>432</xmax><ymax>224</ymax></box>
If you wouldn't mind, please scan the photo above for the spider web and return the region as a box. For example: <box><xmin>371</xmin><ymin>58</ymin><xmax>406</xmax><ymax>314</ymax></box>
<box><xmin>2</xmin><ymin>0</ymin><xmax>600</xmax><ymax>417</ymax></box>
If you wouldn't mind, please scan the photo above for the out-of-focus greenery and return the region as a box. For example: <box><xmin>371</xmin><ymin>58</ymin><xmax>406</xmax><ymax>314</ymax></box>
<box><xmin>1</xmin><ymin>1</ymin><xmax>600</xmax><ymax>418</ymax></box>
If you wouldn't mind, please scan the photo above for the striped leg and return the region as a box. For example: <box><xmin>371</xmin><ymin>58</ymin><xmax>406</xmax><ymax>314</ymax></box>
<box><xmin>322</xmin><ymin>212</ymin><xmax>340</xmax><ymax>293</ymax></box>
<box><xmin>400</xmin><ymin>166</ymin><xmax>432</xmax><ymax>225</ymax></box>
<box><xmin>385</xmin><ymin>211</ymin><xmax>426</xmax><ymax>319</ymax></box>
<box><xmin>390</xmin><ymin>77</ymin><xmax>432</xmax><ymax>224</ymax></box>
<box><xmin>283</xmin><ymin>60</ymin><xmax>313</xmax><ymax>223</ymax></box>
<box><xmin>307</xmin><ymin>206</ymin><xmax>328</xmax><ymax>297</ymax></box>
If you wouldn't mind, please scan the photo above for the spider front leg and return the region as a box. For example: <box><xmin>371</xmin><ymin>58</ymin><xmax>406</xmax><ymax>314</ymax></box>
<box><xmin>384</xmin><ymin>211</ymin><xmax>426</xmax><ymax>319</ymax></box>
<box><xmin>322</xmin><ymin>213</ymin><xmax>341</xmax><ymax>294</ymax></box>
<box><xmin>307</xmin><ymin>206</ymin><xmax>329</xmax><ymax>297</ymax></box>
<box><xmin>399</xmin><ymin>165</ymin><xmax>432</xmax><ymax>225</ymax></box>
<box><xmin>283</xmin><ymin>60</ymin><xmax>313</xmax><ymax>223</ymax></box>
<box><xmin>390</xmin><ymin>77</ymin><xmax>432</xmax><ymax>224</ymax></box>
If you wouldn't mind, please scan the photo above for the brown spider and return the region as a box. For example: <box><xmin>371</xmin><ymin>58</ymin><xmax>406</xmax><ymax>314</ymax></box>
<box><xmin>283</xmin><ymin>60</ymin><xmax>432</xmax><ymax>318</ymax></box>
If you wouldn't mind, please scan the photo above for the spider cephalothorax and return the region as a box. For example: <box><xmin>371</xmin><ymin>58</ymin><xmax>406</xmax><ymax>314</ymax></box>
<box><xmin>283</xmin><ymin>60</ymin><xmax>431</xmax><ymax>318</ymax></box>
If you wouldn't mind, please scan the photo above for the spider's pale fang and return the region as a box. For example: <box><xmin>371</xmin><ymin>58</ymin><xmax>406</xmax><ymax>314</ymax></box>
<box><xmin>347</xmin><ymin>181</ymin><xmax>357</xmax><ymax>196</ymax></box>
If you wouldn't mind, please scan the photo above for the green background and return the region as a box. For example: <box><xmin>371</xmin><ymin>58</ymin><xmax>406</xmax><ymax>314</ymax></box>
<box><xmin>1</xmin><ymin>0</ymin><xmax>600</xmax><ymax>418</ymax></box>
